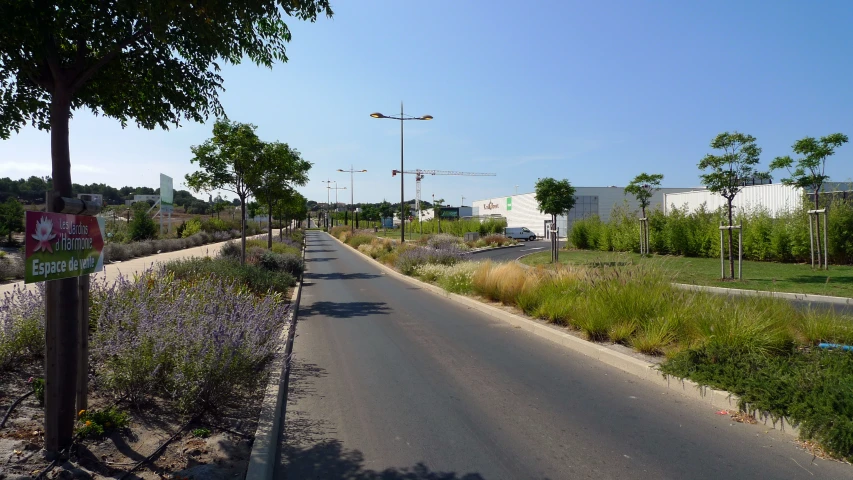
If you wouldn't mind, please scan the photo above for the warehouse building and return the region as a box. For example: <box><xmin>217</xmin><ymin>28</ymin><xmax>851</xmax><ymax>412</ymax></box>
<box><xmin>471</xmin><ymin>186</ymin><xmax>693</xmax><ymax>239</ymax></box>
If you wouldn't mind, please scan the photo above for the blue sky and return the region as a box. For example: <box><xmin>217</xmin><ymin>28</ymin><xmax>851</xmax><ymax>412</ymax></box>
<box><xmin>2</xmin><ymin>0</ymin><xmax>852</xmax><ymax>205</ymax></box>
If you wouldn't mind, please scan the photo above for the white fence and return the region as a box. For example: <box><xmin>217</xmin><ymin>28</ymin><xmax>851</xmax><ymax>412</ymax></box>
<box><xmin>664</xmin><ymin>184</ymin><xmax>803</xmax><ymax>217</ymax></box>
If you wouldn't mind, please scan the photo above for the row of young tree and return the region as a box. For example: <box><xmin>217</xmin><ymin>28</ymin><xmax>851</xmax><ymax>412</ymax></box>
<box><xmin>185</xmin><ymin>119</ymin><xmax>311</xmax><ymax>264</ymax></box>
<box><xmin>533</xmin><ymin>131</ymin><xmax>848</xmax><ymax>274</ymax></box>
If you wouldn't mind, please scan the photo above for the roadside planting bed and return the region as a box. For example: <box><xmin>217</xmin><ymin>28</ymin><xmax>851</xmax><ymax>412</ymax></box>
<box><xmin>332</xmin><ymin>228</ymin><xmax>853</xmax><ymax>462</ymax></box>
<box><xmin>0</xmin><ymin>233</ymin><xmax>302</xmax><ymax>479</ymax></box>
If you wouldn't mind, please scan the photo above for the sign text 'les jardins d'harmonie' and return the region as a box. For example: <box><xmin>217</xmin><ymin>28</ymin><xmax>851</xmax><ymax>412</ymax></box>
<box><xmin>24</xmin><ymin>211</ymin><xmax>106</xmax><ymax>283</ymax></box>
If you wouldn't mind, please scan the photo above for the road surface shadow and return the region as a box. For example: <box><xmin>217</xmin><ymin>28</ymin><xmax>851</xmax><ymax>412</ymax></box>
<box><xmin>304</xmin><ymin>272</ymin><xmax>382</xmax><ymax>280</ymax></box>
<box><xmin>299</xmin><ymin>301</ymin><xmax>391</xmax><ymax>319</ymax></box>
<box><xmin>278</xmin><ymin>439</ymin><xmax>486</xmax><ymax>480</ymax></box>
<box><xmin>305</xmin><ymin>257</ymin><xmax>337</xmax><ymax>263</ymax></box>
<box><xmin>306</xmin><ymin>249</ymin><xmax>336</xmax><ymax>253</ymax></box>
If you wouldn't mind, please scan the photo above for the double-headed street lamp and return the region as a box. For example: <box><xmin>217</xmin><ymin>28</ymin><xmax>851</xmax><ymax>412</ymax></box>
<box><xmin>338</xmin><ymin>165</ymin><xmax>367</xmax><ymax>232</ymax></box>
<box><xmin>370</xmin><ymin>102</ymin><xmax>433</xmax><ymax>243</ymax></box>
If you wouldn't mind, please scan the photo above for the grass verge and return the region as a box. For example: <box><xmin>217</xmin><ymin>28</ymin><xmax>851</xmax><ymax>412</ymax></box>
<box><xmin>520</xmin><ymin>249</ymin><xmax>853</xmax><ymax>298</ymax></box>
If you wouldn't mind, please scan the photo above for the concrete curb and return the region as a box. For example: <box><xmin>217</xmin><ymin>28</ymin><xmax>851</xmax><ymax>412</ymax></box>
<box><xmin>673</xmin><ymin>282</ymin><xmax>853</xmax><ymax>306</ymax></box>
<box><xmin>328</xmin><ymin>232</ymin><xmax>801</xmax><ymax>437</ymax></box>
<box><xmin>245</xmin><ymin>238</ymin><xmax>306</xmax><ymax>480</ymax></box>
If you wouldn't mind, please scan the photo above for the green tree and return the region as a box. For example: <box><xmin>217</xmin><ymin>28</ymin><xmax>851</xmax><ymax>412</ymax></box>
<box><xmin>432</xmin><ymin>198</ymin><xmax>445</xmax><ymax>233</ymax></box>
<box><xmin>128</xmin><ymin>202</ymin><xmax>156</xmax><ymax>241</ymax></box>
<box><xmin>0</xmin><ymin>1</ymin><xmax>331</xmax><ymax>202</ymax></box>
<box><xmin>249</xmin><ymin>142</ymin><xmax>311</xmax><ymax>248</ymax></box>
<box><xmin>535</xmin><ymin>178</ymin><xmax>576</xmax><ymax>263</ymax></box>
<box><xmin>212</xmin><ymin>201</ymin><xmax>228</xmax><ymax>219</ymax></box>
<box><xmin>0</xmin><ymin>197</ymin><xmax>25</xmax><ymax>244</ymax></box>
<box><xmin>699</xmin><ymin>132</ymin><xmax>767</xmax><ymax>279</ymax></box>
<box><xmin>624</xmin><ymin>173</ymin><xmax>664</xmax><ymax>218</ymax></box>
<box><xmin>378</xmin><ymin>201</ymin><xmax>393</xmax><ymax>232</ymax></box>
<box><xmin>770</xmin><ymin>133</ymin><xmax>848</xmax><ymax>268</ymax></box>
<box><xmin>186</xmin><ymin>119</ymin><xmax>264</xmax><ymax>265</ymax></box>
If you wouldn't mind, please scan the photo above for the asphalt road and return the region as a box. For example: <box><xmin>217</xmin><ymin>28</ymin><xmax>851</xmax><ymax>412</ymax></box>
<box><xmin>468</xmin><ymin>240</ymin><xmax>561</xmax><ymax>262</ymax></box>
<box><xmin>275</xmin><ymin>231</ymin><xmax>850</xmax><ymax>479</ymax></box>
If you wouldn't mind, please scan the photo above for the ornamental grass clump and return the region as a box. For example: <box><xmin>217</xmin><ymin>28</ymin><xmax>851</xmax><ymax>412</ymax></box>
<box><xmin>358</xmin><ymin>237</ymin><xmax>395</xmax><ymax>259</ymax></box>
<box><xmin>92</xmin><ymin>269</ymin><xmax>289</xmax><ymax>412</ymax></box>
<box><xmin>414</xmin><ymin>261</ymin><xmax>480</xmax><ymax>294</ymax></box>
<box><xmin>0</xmin><ymin>284</ymin><xmax>45</xmax><ymax>369</ymax></box>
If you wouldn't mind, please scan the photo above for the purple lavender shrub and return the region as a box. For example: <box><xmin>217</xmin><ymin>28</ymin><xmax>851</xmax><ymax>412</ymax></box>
<box><xmin>0</xmin><ymin>284</ymin><xmax>45</xmax><ymax>369</ymax></box>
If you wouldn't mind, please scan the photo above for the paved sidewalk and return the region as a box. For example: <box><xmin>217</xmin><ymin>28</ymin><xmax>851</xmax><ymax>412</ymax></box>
<box><xmin>0</xmin><ymin>235</ymin><xmax>270</xmax><ymax>296</ymax></box>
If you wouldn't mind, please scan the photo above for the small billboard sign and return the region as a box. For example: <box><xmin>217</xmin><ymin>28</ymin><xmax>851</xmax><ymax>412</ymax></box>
<box><xmin>25</xmin><ymin>211</ymin><xmax>106</xmax><ymax>283</ymax></box>
<box><xmin>160</xmin><ymin>174</ymin><xmax>174</xmax><ymax>213</ymax></box>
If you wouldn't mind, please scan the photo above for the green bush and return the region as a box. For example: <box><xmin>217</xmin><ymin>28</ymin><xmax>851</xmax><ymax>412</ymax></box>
<box><xmin>181</xmin><ymin>218</ymin><xmax>203</xmax><ymax>238</ymax></box>
<box><xmin>568</xmin><ymin>198</ymin><xmax>853</xmax><ymax>264</ymax></box>
<box><xmin>164</xmin><ymin>257</ymin><xmax>295</xmax><ymax>294</ymax></box>
<box><xmin>128</xmin><ymin>203</ymin><xmax>157</xmax><ymax>241</ymax></box>
<box><xmin>661</xmin><ymin>346</ymin><xmax>853</xmax><ymax>461</ymax></box>
<box><xmin>202</xmin><ymin>217</ymin><xmax>229</xmax><ymax>232</ymax></box>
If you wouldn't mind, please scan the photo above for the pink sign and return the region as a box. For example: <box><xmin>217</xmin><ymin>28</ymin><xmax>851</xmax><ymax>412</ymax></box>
<box><xmin>25</xmin><ymin>211</ymin><xmax>105</xmax><ymax>283</ymax></box>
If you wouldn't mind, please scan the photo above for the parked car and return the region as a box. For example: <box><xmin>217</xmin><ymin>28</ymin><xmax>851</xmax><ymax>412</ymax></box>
<box><xmin>505</xmin><ymin>227</ymin><xmax>537</xmax><ymax>241</ymax></box>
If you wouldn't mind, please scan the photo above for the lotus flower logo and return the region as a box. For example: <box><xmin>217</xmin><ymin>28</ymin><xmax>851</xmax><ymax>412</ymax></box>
<box><xmin>31</xmin><ymin>216</ymin><xmax>56</xmax><ymax>253</ymax></box>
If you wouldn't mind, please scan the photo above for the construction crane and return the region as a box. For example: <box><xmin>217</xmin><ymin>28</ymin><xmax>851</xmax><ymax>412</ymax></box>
<box><xmin>391</xmin><ymin>169</ymin><xmax>496</xmax><ymax>223</ymax></box>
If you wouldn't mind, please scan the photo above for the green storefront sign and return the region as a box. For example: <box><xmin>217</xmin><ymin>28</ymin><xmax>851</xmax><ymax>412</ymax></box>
<box><xmin>507</xmin><ymin>197</ymin><xmax>512</xmax><ymax>211</ymax></box>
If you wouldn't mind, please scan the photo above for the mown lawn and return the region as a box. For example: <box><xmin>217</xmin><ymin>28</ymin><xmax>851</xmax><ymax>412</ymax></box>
<box><xmin>520</xmin><ymin>249</ymin><xmax>853</xmax><ymax>298</ymax></box>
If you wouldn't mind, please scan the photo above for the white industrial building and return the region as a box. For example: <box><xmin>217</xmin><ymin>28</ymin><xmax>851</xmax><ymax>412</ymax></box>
<box><xmin>664</xmin><ymin>184</ymin><xmax>803</xmax><ymax>216</ymax></box>
<box><xmin>472</xmin><ymin>186</ymin><xmax>693</xmax><ymax>239</ymax></box>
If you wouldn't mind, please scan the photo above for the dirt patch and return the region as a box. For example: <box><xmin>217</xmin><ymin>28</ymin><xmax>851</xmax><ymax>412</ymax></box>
<box><xmin>1</xmin><ymin>361</ymin><xmax>268</xmax><ymax>480</ymax></box>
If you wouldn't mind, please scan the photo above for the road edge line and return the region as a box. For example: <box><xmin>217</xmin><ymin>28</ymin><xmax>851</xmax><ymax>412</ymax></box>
<box><xmin>246</xmin><ymin>236</ymin><xmax>306</xmax><ymax>480</ymax></box>
<box><xmin>327</xmin><ymin>232</ymin><xmax>801</xmax><ymax>437</ymax></box>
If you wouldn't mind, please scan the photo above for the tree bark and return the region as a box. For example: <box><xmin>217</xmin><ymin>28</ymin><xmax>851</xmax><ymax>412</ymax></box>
<box><xmin>45</xmin><ymin>88</ymin><xmax>80</xmax><ymax>454</ymax></box>
<box><xmin>814</xmin><ymin>190</ymin><xmax>822</xmax><ymax>267</ymax></box>
<box><xmin>727</xmin><ymin>199</ymin><xmax>735</xmax><ymax>279</ymax></box>
<box><xmin>267</xmin><ymin>197</ymin><xmax>273</xmax><ymax>249</ymax></box>
<box><xmin>239</xmin><ymin>196</ymin><xmax>246</xmax><ymax>265</ymax></box>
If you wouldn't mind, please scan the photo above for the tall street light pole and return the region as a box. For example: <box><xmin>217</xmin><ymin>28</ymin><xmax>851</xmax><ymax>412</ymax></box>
<box><xmin>329</xmin><ymin>182</ymin><xmax>347</xmax><ymax>227</ymax></box>
<box><xmin>371</xmin><ymin>103</ymin><xmax>433</xmax><ymax>243</ymax></box>
<box><xmin>338</xmin><ymin>165</ymin><xmax>367</xmax><ymax>232</ymax></box>
<box><xmin>321</xmin><ymin>179</ymin><xmax>332</xmax><ymax>229</ymax></box>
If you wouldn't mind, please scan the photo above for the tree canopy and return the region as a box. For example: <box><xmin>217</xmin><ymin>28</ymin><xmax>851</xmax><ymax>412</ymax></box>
<box><xmin>770</xmin><ymin>133</ymin><xmax>849</xmax><ymax>207</ymax></box>
<box><xmin>0</xmin><ymin>0</ymin><xmax>333</xmax><ymax>139</ymax></box>
<box><xmin>534</xmin><ymin>177</ymin><xmax>576</xmax><ymax>219</ymax></box>
<box><xmin>698</xmin><ymin>132</ymin><xmax>766</xmax><ymax>204</ymax></box>
<box><xmin>624</xmin><ymin>173</ymin><xmax>663</xmax><ymax>218</ymax></box>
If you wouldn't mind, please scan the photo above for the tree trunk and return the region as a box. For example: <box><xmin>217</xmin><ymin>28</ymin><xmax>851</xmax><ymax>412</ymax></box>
<box><xmin>267</xmin><ymin>198</ymin><xmax>273</xmax><ymax>249</ymax></box>
<box><xmin>45</xmin><ymin>89</ymin><xmax>80</xmax><ymax>454</ymax></box>
<box><xmin>239</xmin><ymin>197</ymin><xmax>246</xmax><ymax>265</ymax></box>
<box><xmin>727</xmin><ymin>199</ymin><xmax>735</xmax><ymax>279</ymax></box>
<box><xmin>814</xmin><ymin>190</ymin><xmax>822</xmax><ymax>267</ymax></box>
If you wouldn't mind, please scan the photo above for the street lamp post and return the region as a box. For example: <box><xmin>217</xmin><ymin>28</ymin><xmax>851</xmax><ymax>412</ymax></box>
<box><xmin>370</xmin><ymin>103</ymin><xmax>433</xmax><ymax>243</ymax></box>
<box><xmin>338</xmin><ymin>165</ymin><xmax>367</xmax><ymax>232</ymax></box>
<box><xmin>321</xmin><ymin>180</ymin><xmax>332</xmax><ymax>229</ymax></box>
<box><xmin>329</xmin><ymin>182</ymin><xmax>346</xmax><ymax>227</ymax></box>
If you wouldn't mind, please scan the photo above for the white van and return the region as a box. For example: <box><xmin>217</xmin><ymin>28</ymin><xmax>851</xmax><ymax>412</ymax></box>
<box><xmin>505</xmin><ymin>227</ymin><xmax>537</xmax><ymax>241</ymax></box>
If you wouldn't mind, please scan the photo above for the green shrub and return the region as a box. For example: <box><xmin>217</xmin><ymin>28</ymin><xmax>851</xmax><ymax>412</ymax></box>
<box><xmin>828</xmin><ymin>200</ymin><xmax>853</xmax><ymax>264</ymax></box>
<box><xmin>164</xmin><ymin>257</ymin><xmax>295</xmax><ymax>294</ymax></box>
<box><xmin>259</xmin><ymin>251</ymin><xmax>305</xmax><ymax>277</ymax></box>
<box><xmin>202</xmin><ymin>217</ymin><xmax>229</xmax><ymax>232</ymax></box>
<box><xmin>128</xmin><ymin>203</ymin><xmax>157</xmax><ymax>241</ymax></box>
<box><xmin>76</xmin><ymin>407</ymin><xmax>129</xmax><ymax>437</ymax></box>
<box><xmin>661</xmin><ymin>346</ymin><xmax>853</xmax><ymax>461</ymax></box>
<box><xmin>181</xmin><ymin>218</ymin><xmax>203</xmax><ymax>238</ymax></box>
